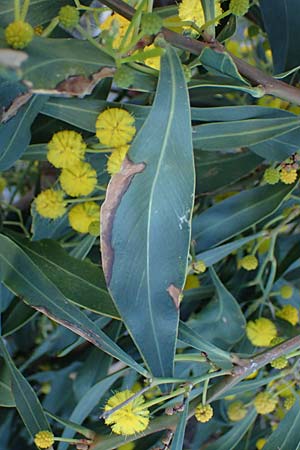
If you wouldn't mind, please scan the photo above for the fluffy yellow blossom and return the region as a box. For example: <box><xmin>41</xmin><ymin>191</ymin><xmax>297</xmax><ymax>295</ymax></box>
<box><xmin>254</xmin><ymin>392</ymin><xmax>277</xmax><ymax>414</ymax></box>
<box><xmin>227</xmin><ymin>401</ymin><xmax>247</xmax><ymax>421</ymax></box>
<box><xmin>193</xmin><ymin>260</ymin><xmax>206</xmax><ymax>273</ymax></box>
<box><xmin>256</xmin><ymin>438</ymin><xmax>267</xmax><ymax>450</ymax></box>
<box><xmin>35</xmin><ymin>189</ymin><xmax>66</xmax><ymax>219</ymax></box>
<box><xmin>34</xmin><ymin>430</ymin><xmax>54</xmax><ymax>449</ymax></box>
<box><xmin>284</xmin><ymin>396</ymin><xmax>296</xmax><ymax>410</ymax></box>
<box><xmin>280</xmin><ymin>168</ymin><xmax>298</xmax><ymax>184</ymax></box>
<box><xmin>104</xmin><ymin>390</ymin><xmax>150</xmax><ymax>435</ymax></box>
<box><xmin>230</xmin><ymin>0</ymin><xmax>249</xmax><ymax>16</ymax></box>
<box><xmin>271</xmin><ymin>356</ymin><xmax>288</xmax><ymax>370</ymax></box>
<box><xmin>276</xmin><ymin>304</ymin><xmax>299</xmax><ymax>326</ymax></box>
<box><xmin>246</xmin><ymin>318</ymin><xmax>277</xmax><ymax>347</ymax></box>
<box><xmin>195</xmin><ymin>403</ymin><xmax>213</xmax><ymax>423</ymax></box>
<box><xmin>107</xmin><ymin>146</ymin><xmax>129</xmax><ymax>175</ymax></box>
<box><xmin>96</xmin><ymin>108</ymin><xmax>136</xmax><ymax>147</ymax></box>
<box><xmin>68</xmin><ymin>202</ymin><xmax>100</xmax><ymax>233</ymax></box>
<box><xmin>60</xmin><ymin>161</ymin><xmax>97</xmax><ymax>197</ymax></box>
<box><xmin>240</xmin><ymin>255</ymin><xmax>258</xmax><ymax>271</ymax></box>
<box><xmin>143</xmin><ymin>44</ymin><xmax>161</xmax><ymax>70</ymax></box>
<box><xmin>5</xmin><ymin>20</ymin><xmax>34</xmax><ymax>49</ymax></box>
<box><xmin>184</xmin><ymin>274</ymin><xmax>200</xmax><ymax>290</ymax></box>
<box><xmin>264</xmin><ymin>167</ymin><xmax>280</xmax><ymax>185</ymax></box>
<box><xmin>58</xmin><ymin>5</ymin><xmax>80</xmax><ymax>29</ymax></box>
<box><xmin>280</xmin><ymin>285</ymin><xmax>293</xmax><ymax>299</ymax></box>
<box><xmin>47</xmin><ymin>130</ymin><xmax>86</xmax><ymax>169</ymax></box>
<box><xmin>100</xmin><ymin>13</ymin><xmax>131</xmax><ymax>49</ymax></box>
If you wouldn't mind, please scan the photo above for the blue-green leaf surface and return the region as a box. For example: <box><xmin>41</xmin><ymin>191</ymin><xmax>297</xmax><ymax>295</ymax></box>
<box><xmin>170</xmin><ymin>398</ymin><xmax>189</xmax><ymax>450</ymax></box>
<box><xmin>0</xmin><ymin>337</ymin><xmax>50</xmax><ymax>436</ymax></box>
<box><xmin>101</xmin><ymin>46</ymin><xmax>195</xmax><ymax>377</ymax></box>
<box><xmin>192</xmin><ymin>183</ymin><xmax>294</xmax><ymax>252</ymax></box>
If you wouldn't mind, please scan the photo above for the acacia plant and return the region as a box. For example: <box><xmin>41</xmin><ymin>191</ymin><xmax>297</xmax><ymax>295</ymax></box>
<box><xmin>2</xmin><ymin>0</ymin><xmax>300</xmax><ymax>449</ymax></box>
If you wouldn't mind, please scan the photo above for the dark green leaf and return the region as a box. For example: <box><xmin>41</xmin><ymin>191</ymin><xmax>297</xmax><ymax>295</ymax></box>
<box><xmin>0</xmin><ymin>234</ymin><xmax>147</xmax><ymax>376</ymax></box>
<box><xmin>205</xmin><ymin>408</ymin><xmax>257</xmax><ymax>450</ymax></box>
<box><xmin>101</xmin><ymin>46</ymin><xmax>195</xmax><ymax>377</ymax></box>
<box><xmin>0</xmin><ymin>95</ymin><xmax>47</xmax><ymax>170</ymax></box>
<box><xmin>0</xmin><ymin>359</ymin><xmax>15</xmax><ymax>407</ymax></box>
<box><xmin>170</xmin><ymin>398</ymin><xmax>189</xmax><ymax>450</ymax></box>
<box><xmin>263</xmin><ymin>398</ymin><xmax>300</xmax><ymax>450</ymax></box>
<box><xmin>2</xmin><ymin>299</ymin><xmax>37</xmax><ymax>336</ymax></box>
<box><xmin>200</xmin><ymin>47</ymin><xmax>249</xmax><ymax>85</ymax></box>
<box><xmin>178</xmin><ymin>322</ymin><xmax>232</xmax><ymax>369</ymax></box>
<box><xmin>192</xmin><ymin>183</ymin><xmax>294</xmax><ymax>252</ymax></box>
<box><xmin>0</xmin><ymin>337</ymin><xmax>50</xmax><ymax>436</ymax></box>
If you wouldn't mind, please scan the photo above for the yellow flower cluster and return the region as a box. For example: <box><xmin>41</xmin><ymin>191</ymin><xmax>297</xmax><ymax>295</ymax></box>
<box><xmin>280</xmin><ymin>285</ymin><xmax>293</xmax><ymax>299</ymax></box>
<box><xmin>34</xmin><ymin>430</ymin><xmax>54</xmax><ymax>449</ymax></box>
<box><xmin>246</xmin><ymin>317</ymin><xmax>277</xmax><ymax>347</ymax></box>
<box><xmin>276</xmin><ymin>304</ymin><xmax>299</xmax><ymax>326</ymax></box>
<box><xmin>254</xmin><ymin>391</ymin><xmax>277</xmax><ymax>414</ymax></box>
<box><xmin>104</xmin><ymin>390</ymin><xmax>150</xmax><ymax>435</ymax></box>
<box><xmin>195</xmin><ymin>403</ymin><xmax>213</xmax><ymax>423</ymax></box>
<box><xmin>239</xmin><ymin>254</ymin><xmax>258</xmax><ymax>271</ymax></box>
<box><xmin>34</xmin><ymin>129</ymin><xmax>100</xmax><ymax>234</ymax></box>
<box><xmin>227</xmin><ymin>401</ymin><xmax>247</xmax><ymax>421</ymax></box>
<box><xmin>96</xmin><ymin>108</ymin><xmax>136</xmax><ymax>175</ymax></box>
<box><xmin>5</xmin><ymin>20</ymin><xmax>34</xmax><ymax>49</ymax></box>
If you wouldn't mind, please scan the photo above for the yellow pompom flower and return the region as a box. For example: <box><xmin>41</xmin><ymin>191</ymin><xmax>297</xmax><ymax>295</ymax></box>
<box><xmin>96</xmin><ymin>108</ymin><xmax>136</xmax><ymax>147</ymax></box>
<box><xmin>246</xmin><ymin>318</ymin><xmax>277</xmax><ymax>347</ymax></box>
<box><xmin>34</xmin><ymin>430</ymin><xmax>54</xmax><ymax>449</ymax></box>
<box><xmin>47</xmin><ymin>130</ymin><xmax>86</xmax><ymax>169</ymax></box>
<box><xmin>60</xmin><ymin>161</ymin><xmax>97</xmax><ymax>197</ymax></box>
<box><xmin>230</xmin><ymin>0</ymin><xmax>249</xmax><ymax>16</ymax></box>
<box><xmin>240</xmin><ymin>255</ymin><xmax>258</xmax><ymax>271</ymax></box>
<box><xmin>193</xmin><ymin>260</ymin><xmax>206</xmax><ymax>273</ymax></box>
<box><xmin>280</xmin><ymin>285</ymin><xmax>293</xmax><ymax>299</ymax></box>
<box><xmin>104</xmin><ymin>390</ymin><xmax>150</xmax><ymax>435</ymax></box>
<box><xmin>276</xmin><ymin>304</ymin><xmax>299</xmax><ymax>326</ymax></box>
<box><xmin>178</xmin><ymin>0</ymin><xmax>205</xmax><ymax>28</ymax></box>
<box><xmin>68</xmin><ymin>202</ymin><xmax>100</xmax><ymax>234</ymax></box>
<box><xmin>256</xmin><ymin>438</ymin><xmax>267</xmax><ymax>450</ymax></box>
<box><xmin>0</xmin><ymin>176</ymin><xmax>7</xmax><ymax>193</ymax></box>
<box><xmin>271</xmin><ymin>356</ymin><xmax>288</xmax><ymax>370</ymax></box>
<box><xmin>280</xmin><ymin>168</ymin><xmax>298</xmax><ymax>184</ymax></box>
<box><xmin>100</xmin><ymin>13</ymin><xmax>131</xmax><ymax>49</ymax></box>
<box><xmin>35</xmin><ymin>189</ymin><xmax>66</xmax><ymax>219</ymax></box>
<box><xmin>58</xmin><ymin>5</ymin><xmax>80</xmax><ymax>29</ymax></box>
<box><xmin>5</xmin><ymin>20</ymin><xmax>34</xmax><ymax>49</ymax></box>
<box><xmin>107</xmin><ymin>145</ymin><xmax>129</xmax><ymax>175</ymax></box>
<box><xmin>195</xmin><ymin>403</ymin><xmax>213</xmax><ymax>423</ymax></box>
<box><xmin>227</xmin><ymin>401</ymin><xmax>247</xmax><ymax>421</ymax></box>
<box><xmin>143</xmin><ymin>44</ymin><xmax>161</xmax><ymax>70</ymax></box>
<box><xmin>184</xmin><ymin>274</ymin><xmax>200</xmax><ymax>290</ymax></box>
<box><xmin>254</xmin><ymin>391</ymin><xmax>277</xmax><ymax>414</ymax></box>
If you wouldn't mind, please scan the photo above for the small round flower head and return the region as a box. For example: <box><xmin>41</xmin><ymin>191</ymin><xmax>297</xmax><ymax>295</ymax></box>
<box><xmin>143</xmin><ymin>44</ymin><xmax>161</xmax><ymax>70</ymax></box>
<box><xmin>5</xmin><ymin>20</ymin><xmax>34</xmax><ymax>49</ymax></box>
<box><xmin>104</xmin><ymin>390</ymin><xmax>150</xmax><ymax>435</ymax></box>
<box><xmin>254</xmin><ymin>391</ymin><xmax>277</xmax><ymax>414</ymax></box>
<box><xmin>47</xmin><ymin>130</ymin><xmax>86</xmax><ymax>169</ymax></box>
<box><xmin>284</xmin><ymin>396</ymin><xmax>296</xmax><ymax>411</ymax></box>
<box><xmin>271</xmin><ymin>356</ymin><xmax>288</xmax><ymax>370</ymax></box>
<box><xmin>141</xmin><ymin>12</ymin><xmax>163</xmax><ymax>35</ymax></box>
<box><xmin>195</xmin><ymin>403</ymin><xmax>213</xmax><ymax>423</ymax></box>
<box><xmin>58</xmin><ymin>5</ymin><xmax>80</xmax><ymax>29</ymax></box>
<box><xmin>280</xmin><ymin>168</ymin><xmax>298</xmax><ymax>184</ymax></box>
<box><xmin>0</xmin><ymin>176</ymin><xmax>7</xmax><ymax>193</ymax></box>
<box><xmin>240</xmin><ymin>255</ymin><xmax>258</xmax><ymax>271</ymax></box>
<box><xmin>114</xmin><ymin>66</ymin><xmax>135</xmax><ymax>89</ymax></box>
<box><xmin>60</xmin><ymin>161</ymin><xmax>97</xmax><ymax>197</ymax></box>
<box><xmin>227</xmin><ymin>401</ymin><xmax>247</xmax><ymax>421</ymax></box>
<box><xmin>264</xmin><ymin>167</ymin><xmax>280</xmax><ymax>185</ymax></box>
<box><xmin>178</xmin><ymin>0</ymin><xmax>205</xmax><ymax>28</ymax></box>
<box><xmin>280</xmin><ymin>285</ymin><xmax>293</xmax><ymax>299</ymax></box>
<box><xmin>276</xmin><ymin>304</ymin><xmax>299</xmax><ymax>326</ymax></box>
<box><xmin>230</xmin><ymin>0</ymin><xmax>249</xmax><ymax>16</ymax></box>
<box><xmin>34</xmin><ymin>430</ymin><xmax>54</xmax><ymax>449</ymax></box>
<box><xmin>107</xmin><ymin>146</ymin><xmax>129</xmax><ymax>175</ymax></box>
<box><xmin>88</xmin><ymin>220</ymin><xmax>100</xmax><ymax>237</ymax></box>
<box><xmin>246</xmin><ymin>317</ymin><xmax>277</xmax><ymax>347</ymax></box>
<box><xmin>193</xmin><ymin>260</ymin><xmax>206</xmax><ymax>273</ymax></box>
<box><xmin>96</xmin><ymin>108</ymin><xmax>136</xmax><ymax>147</ymax></box>
<box><xmin>100</xmin><ymin>14</ymin><xmax>131</xmax><ymax>49</ymax></box>
<box><xmin>256</xmin><ymin>438</ymin><xmax>267</xmax><ymax>450</ymax></box>
<box><xmin>68</xmin><ymin>202</ymin><xmax>100</xmax><ymax>234</ymax></box>
<box><xmin>35</xmin><ymin>189</ymin><xmax>66</xmax><ymax>219</ymax></box>
<box><xmin>184</xmin><ymin>274</ymin><xmax>200</xmax><ymax>290</ymax></box>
